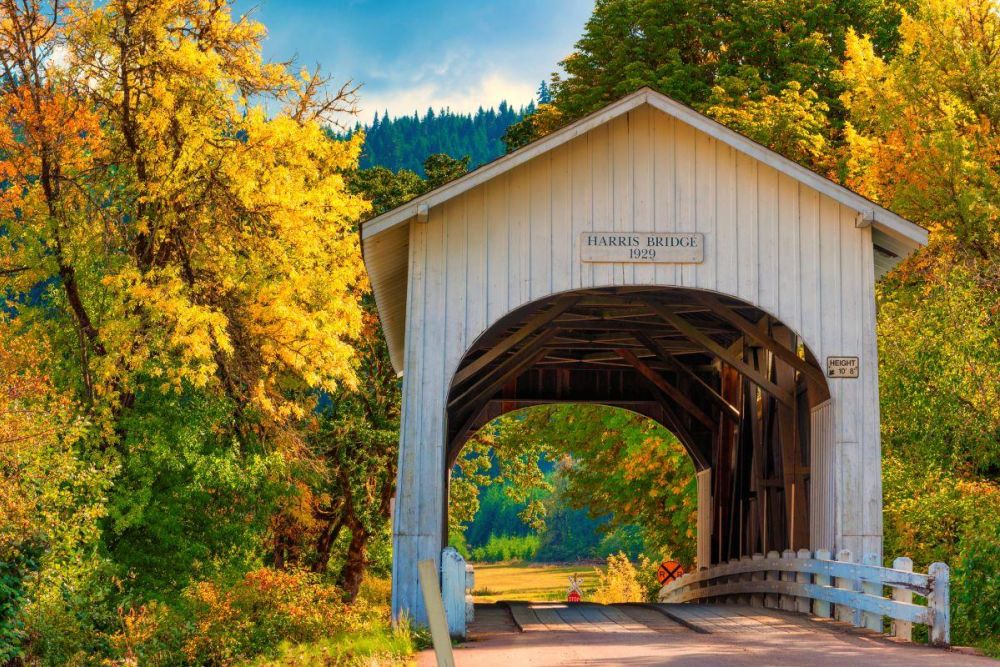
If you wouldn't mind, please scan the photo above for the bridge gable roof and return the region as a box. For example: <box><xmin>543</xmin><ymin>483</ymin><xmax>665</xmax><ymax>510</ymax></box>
<box><xmin>361</xmin><ymin>87</ymin><xmax>927</xmax><ymax>372</ymax></box>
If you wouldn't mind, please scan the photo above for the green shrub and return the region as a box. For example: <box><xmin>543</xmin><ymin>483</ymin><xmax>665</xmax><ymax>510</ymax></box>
<box><xmin>470</xmin><ymin>534</ymin><xmax>540</xmax><ymax>563</ymax></box>
<box><xmin>101</xmin><ymin>569</ymin><xmax>364</xmax><ymax>665</ymax></box>
<box><xmin>0</xmin><ymin>541</ymin><xmax>42</xmax><ymax>663</ymax></box>
<box><xmin>883</xmin><ymin>457</ymin><xmax>1000</xmax><ymax>653</ymax></box>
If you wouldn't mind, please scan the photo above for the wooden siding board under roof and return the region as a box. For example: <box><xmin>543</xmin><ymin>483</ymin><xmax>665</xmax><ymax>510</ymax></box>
<box><xmin>360</xmin><ymin>88</ymin><xmax>928</xmax><ymax>375</ymax></box>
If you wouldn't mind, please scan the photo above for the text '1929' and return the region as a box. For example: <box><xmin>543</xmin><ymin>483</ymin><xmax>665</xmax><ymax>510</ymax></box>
<box><xmin>580</xmin><ymin>232</ymin><xmax>704</xmax><ymax>263</ymax></box>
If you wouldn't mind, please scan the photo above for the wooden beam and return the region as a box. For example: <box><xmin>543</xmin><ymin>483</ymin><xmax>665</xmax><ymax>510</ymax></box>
<box><xmin>633</xmin><ymin>332</ymin><xmax>741</xmax><ymax>423</ymax></box>
<box><xmin>447</xmin><ymin>401</ymin><xmax>491</xmax><ymax>465</ymax></box>
<box><xmin>692</xmin><ymin>293</ymin><xmax>830</xmax><ymax>398</ymax></box>
<box><xmin>452</xmin><ymin>296</ymin><xmax>578</xmax><ymax>387</ymax></box>
<box><xmin>653</xmin><ymin>389</ymin><xmax>710</xmax><ymax>470</ymax></box>
<box><xmin>644</xmin><ymin>301</ymin><xmax>794</xmax><ymax>407</ymax></box>
<box><xmin>615</xmin><ymin>349</ymin><xmax>715</xmax><ymax>430</ymax></box>
<box><xmin>449</xmin><ymin>327</ymin><xmax>558</xmax><ymax>412</ymax></box>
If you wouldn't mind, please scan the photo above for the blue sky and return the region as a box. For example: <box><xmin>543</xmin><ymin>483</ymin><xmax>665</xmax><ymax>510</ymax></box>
<box><xmin>233</xmin><ymin>0</ymin><xmax>594</xmax><ymax>123</ymax></box>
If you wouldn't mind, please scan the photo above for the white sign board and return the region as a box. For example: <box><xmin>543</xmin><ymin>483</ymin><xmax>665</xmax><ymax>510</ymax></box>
<box><xmin>826</xmin><ymin>356</ymin><xmax>859</xmax><ymax>378</ymax></box>
<box><xmin>581</xmin><ymin>232</ymin><xmax>704</xmax><ymax>263</ymax></box>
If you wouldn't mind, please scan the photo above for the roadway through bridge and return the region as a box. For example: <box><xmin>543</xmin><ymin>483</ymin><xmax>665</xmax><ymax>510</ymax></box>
<box><xmin>417</xmin><ymin>602</ymin><xmax>997</xmax><ymax>666</ymax></box>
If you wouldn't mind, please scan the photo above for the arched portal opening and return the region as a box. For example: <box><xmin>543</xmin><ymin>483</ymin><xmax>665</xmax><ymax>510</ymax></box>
<box><xmin>446</xmin><ymin>286</ymin><xmax>831</xmax><ymax>566</ymax></box>
<box><xmin>450</xmin><ymin>401</ymin><xmax>697</xmax><ymax>599</ymax></box>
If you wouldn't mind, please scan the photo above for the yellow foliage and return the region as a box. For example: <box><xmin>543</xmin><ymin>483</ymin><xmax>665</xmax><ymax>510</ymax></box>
<box><xmin>590</xmin><ymin>553</ymin><xmax>651</xmax><ymax>604</ymax></box>
<box><xmin>840</xmin><ymin>0</ymin><xmax>1000</xmax><ymax>255</ymax></box>
<box><xmin>0</xmin><ymin>0</ymin><xmax>369</xmax><ymax>436</ymax></box>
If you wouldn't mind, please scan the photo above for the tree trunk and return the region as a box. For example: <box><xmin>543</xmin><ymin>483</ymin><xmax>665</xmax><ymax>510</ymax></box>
<box><xmin>338</xmin><ymin>517</ymin><xmax>368</xmax><ymax>602</ymax></box>
<box><xmin>311</xmin><ymin>511</ymin><xmax>346</xmax><ymax>574</ymax></box>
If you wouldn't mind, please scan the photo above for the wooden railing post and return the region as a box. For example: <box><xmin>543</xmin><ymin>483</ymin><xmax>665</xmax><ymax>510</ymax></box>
<box><xmin>861</xmin><ymin>552</ymin><xmax>883</xmax><ymax>631</ymax></box>
<box><xmin>780</xmin><ymin>549</ymin><xmax>796</xmax><ymax>611</ymax></box>
<box><xmin>751</xmin><ymin>553</ymin><xmax>764</xmax><ymax>607</ymax></box>
<box><xmin>812</xmin><ymin>548</ymin><xmax>832</xmax><ymax>618</ymax></box>
<box><xmin>795</xmin><ymin>549</ymin><xmax>811</xmax><ymax>614</ymax></box>
<box><xmin>928</xmin><ymin>562</ymin><xmax>950</xmax><ymax>647</ymax></box>
<box><xmin>835</xmin><ymin>549</ymin><xmax>856</xmax><ymax>624</ymax></box>
<box><xmin>765</xmin><ymin>550</ymin><xmax>780</xmax><ymax>608</ymax></box>
<box><xmin>739</xmin><ymin>555</ymin><xmax>752</xmax><ymax>605</ymax></box>
<box><xmin>891</xmin><ymin>556</ymin><xmax>913</xmax><ymax>641</ymax></box>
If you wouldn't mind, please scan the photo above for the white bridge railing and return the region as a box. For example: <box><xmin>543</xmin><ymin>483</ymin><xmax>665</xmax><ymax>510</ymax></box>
<box><xmin>659</xmin><ymin>548</ymin><xmax>950</xmax><ymax>646</ymax></box>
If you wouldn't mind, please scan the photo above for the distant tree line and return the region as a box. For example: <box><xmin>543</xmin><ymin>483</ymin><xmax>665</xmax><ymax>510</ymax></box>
<box><xmin>340</xmin><ymin>101</ymin><xmax>534</xmax><ymax>176</ymax></box>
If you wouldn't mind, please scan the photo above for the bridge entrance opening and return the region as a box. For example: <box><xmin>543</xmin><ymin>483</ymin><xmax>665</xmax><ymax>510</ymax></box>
<box><xmin>447</xmin><ymin>286</ymin><xmax>829</xmax><ymax>577</ymax></box>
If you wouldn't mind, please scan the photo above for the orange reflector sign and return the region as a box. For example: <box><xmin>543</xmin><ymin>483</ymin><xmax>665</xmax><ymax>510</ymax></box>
<box><xmin>656</xmin><ymin>560</ymin><xmax>684</xmax><ymax>585</ymax></box>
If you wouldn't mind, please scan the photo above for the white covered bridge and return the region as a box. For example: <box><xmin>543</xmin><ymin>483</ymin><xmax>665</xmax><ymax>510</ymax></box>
<box><xmin>360</xmin><ymin>88</ymin><xmax>946</xmax><ymax>646</ymax></box>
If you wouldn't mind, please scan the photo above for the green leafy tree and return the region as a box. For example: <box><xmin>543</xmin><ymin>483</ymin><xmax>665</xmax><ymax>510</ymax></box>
<box><xmin>505</xmin><ymin>0</ymin><xmax>910</xmax><ymax>152</ymax></box>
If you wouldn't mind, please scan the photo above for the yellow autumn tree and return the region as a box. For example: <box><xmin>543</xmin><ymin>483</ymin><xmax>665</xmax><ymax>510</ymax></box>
<box><xmin>0</xmin><ymin>0</ymin><xmax>368</xmax><ymax>438</ymax></box>
<box><xmin>840</xmin><ymin>0</ymin><xmax>1000</xmax><ymax>258</ymax></box>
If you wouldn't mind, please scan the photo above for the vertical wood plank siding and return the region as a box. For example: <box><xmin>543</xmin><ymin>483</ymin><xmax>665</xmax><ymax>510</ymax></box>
<box><xmin>392</xmin><ymin>104</ymin><xmax>881</xmax><ymax>622</ymax></box>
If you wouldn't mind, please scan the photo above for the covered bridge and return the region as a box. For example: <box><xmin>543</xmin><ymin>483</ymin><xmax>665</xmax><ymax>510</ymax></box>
<box><xmin>360</xmin><ymin>88</ymin><xmax>927</xmax><ymax>625</ymax></box>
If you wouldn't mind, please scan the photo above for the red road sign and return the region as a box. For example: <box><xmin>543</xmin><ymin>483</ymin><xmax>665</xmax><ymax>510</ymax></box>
<box><xmin>656</xmin><ymin>560</ymin><xmax>684</xmax><ymax>585</ymax></box>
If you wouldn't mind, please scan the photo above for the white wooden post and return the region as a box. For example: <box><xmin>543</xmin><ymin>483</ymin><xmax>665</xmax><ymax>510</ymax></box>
<box><xmin>812</xmin><ymin>548</ymin><xmax>832</xmax><ymax>618</ymax></box>
<box><xmin>928</xmin><ymin>562</ymin><xmax>950</xmax><ymax>647</ymax></box>
<box><xmin>891</xmin><ymin>556</ymin><xmax>912</xmax><ymax>641</ymax></box>
<box><xmin>795</xmin><ymin>549</ymin><xmax>811</xmax><ymax>614</ymax></box>
<box><xmin>765</xmin><ymin>550</ymin><xmax>780</xmax><ymax>608</ymax></box>
<box><xmin>440</xmin><ymin>547</ymin><xmax>469</xmax><ymax>638</ymax></box>
<box><xmin>861</xmin><ymin>552</ymin><xmax>882</xmax><ymax>631</ymax></box>
<box><xmin>751</xmin><ymin>553</ymin><xmax>765</xmax><ymax>607</ymax></box>
<box><xmin>465</xmin><ymin>563</ymin><xmax>475</xmax><ymax>627</ymax></box>
<box><xmin>780</xmin><ymin>549</ymin><xmax>796</xmax><ymax>611</ymax></box>
<box><xmin>835</xmin><ymin>549</ymin><xmax>855</xmax><ymax>624</ymax></box>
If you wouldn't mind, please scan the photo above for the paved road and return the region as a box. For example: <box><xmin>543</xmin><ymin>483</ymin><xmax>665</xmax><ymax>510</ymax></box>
<box><xmin>417</xmin><ymin>602</ymin><xmax>998</xmax><ymax>666</ymax></box>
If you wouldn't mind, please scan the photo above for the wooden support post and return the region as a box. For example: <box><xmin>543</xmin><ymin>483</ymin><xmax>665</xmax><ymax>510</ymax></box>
<box><xmin>418</xmin><ymin>559</ymin><xmax>457</xmax><ymax>667</ymax></box>
<box><xmin>835</xmin><ymin>549</ymin><xmax>855</xmax><ymax>624</ymax></box>
<box><xmin>739</xmin><ymin>555</ymin><xmax>753</xmax><ymax>605</ymax></box>
<box><xmin>780</xmin><ymin>549</ymin><xmax>796</xmax><ymax>611</ymax></box>
<box><xmin>862</xmin><ymin>552</ymin><xmax>883</xmax><ymax>632</ymax></box>
<box><xmin>750</xmin><ymin>553</ymin><xmax>765</xmax><ymax>607</ymax></box>
<box><xmin>764</xmin><ymin>550</ymin><xmax>780</xmax><ymax>609</ymax></box>
<box><xmin>928</xmin><ymin>562</ymin><xmax>951</xmax><ymax>647</ymax></box>
<box><xmin>795</xmin><ymin>549</ymin><xmax>812</xmax><ymax>614</ymax></box>
<box><xmin>891</xmin><ymin>556</ymin><xmax>913</xmax><ymax>641</ymax></box>
<box><xmin>812</xmin><ymin>548</ymin><xmax>833</xmax><ymax>618</ymax></box>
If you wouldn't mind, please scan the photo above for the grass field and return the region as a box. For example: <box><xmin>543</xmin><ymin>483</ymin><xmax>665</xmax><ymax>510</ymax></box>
<box><xmin>470</xmin><ymin>562</ymin><xmax>604</xmax><ymax>602</ymax></box>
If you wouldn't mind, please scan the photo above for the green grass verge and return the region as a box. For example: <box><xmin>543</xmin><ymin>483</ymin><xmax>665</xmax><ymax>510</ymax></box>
<box><xmin>247</xmin><ymin>623</ymin><xmax>415</xmax><ymax>666</ymax></box>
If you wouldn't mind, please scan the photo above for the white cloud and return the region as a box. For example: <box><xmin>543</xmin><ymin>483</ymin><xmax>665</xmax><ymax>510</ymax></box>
<box><xmin>357</xmin><ymin>71</ymin><xmax>537</xmax><ymax>120</ymax></box>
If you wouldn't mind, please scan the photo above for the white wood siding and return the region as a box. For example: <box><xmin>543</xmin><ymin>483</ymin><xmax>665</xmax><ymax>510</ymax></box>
<box><xmin>810</xmin><ymin>400</ymin><xmax>836</xmax><ymax>551</ymax></box>
<box><xmin>392</xmin><ymin>103</ymin><xmax>882</xmax><ymax>623</ymax></box>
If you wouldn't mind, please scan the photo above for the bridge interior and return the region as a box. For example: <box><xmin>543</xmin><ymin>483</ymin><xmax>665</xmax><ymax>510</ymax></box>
<box><xmin>447</xmin><ymin>286</ymin><xmax>831</xmax><ymax>564</ymax></box>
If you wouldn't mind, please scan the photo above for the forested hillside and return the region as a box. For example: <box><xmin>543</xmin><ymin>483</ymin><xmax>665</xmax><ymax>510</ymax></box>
<box><xmin>343</xmin><ymin>102</ymin><xmax>532</xmax><ymax>175</ymax></box>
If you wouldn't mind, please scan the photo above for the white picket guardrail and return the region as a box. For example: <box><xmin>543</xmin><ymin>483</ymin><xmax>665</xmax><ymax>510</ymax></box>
<box><xmin>659</xmin><ymin>548</ymin><xmax>950</xmax><ymax>646</ymax></box>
